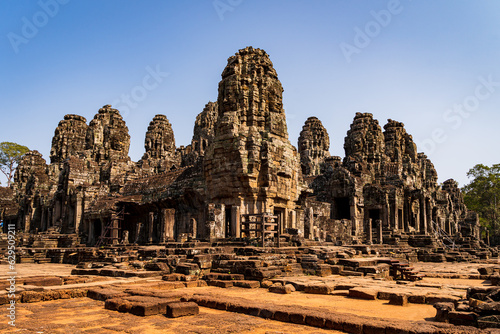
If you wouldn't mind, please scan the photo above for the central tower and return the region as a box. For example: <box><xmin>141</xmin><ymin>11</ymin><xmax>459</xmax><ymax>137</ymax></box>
<box><xmin>204</xmin><ymin>47</ymin><xmax>303</xmax><ymax>234</ymax></box>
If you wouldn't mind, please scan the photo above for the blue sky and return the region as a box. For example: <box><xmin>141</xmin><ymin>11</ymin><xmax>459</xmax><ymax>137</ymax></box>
<box><xmin>1</xmin><ymin>0</ymin><xmax>500</xmax><ymax>187</ymax></box>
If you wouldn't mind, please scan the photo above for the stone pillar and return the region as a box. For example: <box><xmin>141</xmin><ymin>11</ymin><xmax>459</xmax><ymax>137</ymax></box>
<box><xmin>164</xmin><ymin>209</ymin><xmax>175</xmax><ymax>241</ymax></box>
<box><xmin>24</xmin><ymin>212</ymin><xmax>31</xmax><ymax>233</ymax></box>
<box><xmin>159</xmin><ymin>209</ymin><xmax>166</xmax><ymax>243</ymax></box>
<box><xmin>189</xmin><ymin>218</ymin><xmax>197</xmax><ymax>239</ymax></box>
<box><xmin>284</xmin><ymin>208</ymin><xmax>289</xmax><ymax>231</ymax></box>
<box><xmin>420</xmin><ymin>197</ymin><xmax>427</xmax><ymax>234</ymax></box>
<box><xmin>403</xmin><ymin>199</ymin><xmax>409</xmax><ymax>233</ymax></box>
<box><xmin>41</xmin><ymin>208</ymin><xmax>46</xmax><ymax>232</ymax></box>
<box><xmin>134</xmin><ymin>223</ymin><xmax>142</xmax><ymax>244</ymax></box>
<box><xmin>306</xmin><ymin>207</ymin><xmax>314</xmax><ymax>240</ymax></box>
<box><xmin>111</xmin><ymin>217</ymin><xmax>119</xmax><ymax>245</ymax></box>
<box><xmin>148</xmin><ymin>212</ymin><xmax>154</xmax><ymax>244</ymax></box>
<box><xmin>47</xmin><ymin>208</ymin><xmax>53</xmax><ymax>228</ymax></box>
<box><xmin>53</xmin><ymin>200</ymin><xmax>61</xmax><ymax>226</ymax></box>
<box><xmin>231</xmin><ymin>206</ymin><xmax>240</xmax><ymax>238</ymax></box>
<box><xmin>74</xmin><ymin>194</ymin><xmax>82</xmax><ymax>234</ymax></box>
<box><xmin>291</xmin><ymin>210</ymin><xmax>297</xmax><ymax>229</ymax></box>
<box><xmin>393</xmin><ymin>204</ymin><xmax>398</xmax><ymax>231</ymax></box>
<box><xmin>377</xmin><ymin>219</ymin><xmax>383</xmax><ymax>244</ymax></box>
<box><xmin>366</xmin><ymin>219</ymin><xmax>372</xmax><ymax>244</ymax></box>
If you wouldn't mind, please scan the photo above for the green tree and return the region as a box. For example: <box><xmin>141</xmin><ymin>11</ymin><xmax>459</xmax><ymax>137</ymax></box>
<box><xmin>462</xmin><ymin>164</ymin><xmax>500</xmax><ymax>236</ymax></box>
<box><xmin>0</xmin><ymin>142</ymin><xmax>29</xmax><ymax>187</ymax></box>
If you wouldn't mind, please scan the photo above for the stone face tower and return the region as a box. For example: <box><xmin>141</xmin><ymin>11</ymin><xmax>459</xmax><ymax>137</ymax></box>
<box><xmin>50</xmin><ymin>114</ymin><xmax>88</xmax><ymax>164</ymax></box>
<box><xmin>298</xmin><ymin>117</ymin><xmax>330</xmax><ymax>176</ymax></box>
<box><xmin>140</xmin><ymin>114</ymin><xmax>180</xmax><ymax>173</ymax></box>
<box><xmin>204</xmin><ymin>47</ymin><xmax>303</xmax><ymax>232</ymax></box>
<box><xmin>85</xmin><ymin>105</ymin><xmax>130</xmax><ymax>163</ymax></box>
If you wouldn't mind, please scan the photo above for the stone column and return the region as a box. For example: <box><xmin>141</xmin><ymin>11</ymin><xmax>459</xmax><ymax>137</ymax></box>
<box><xmin>159</xmin><ymin>209</ymin><xmax>167</xmax><ymax>243</ymax></box>
<box><xmin>291</xmin><ymin>210</ymin><xmax>297</xmax><ymax>229</ymax></box>
<box><xmin>164</xmin><ymin>209</ymin><xmax>175</xmax><ymax>241</ymax></box>
<box><xmin>231</xmin><ymin>206</ymin><xmax>240</xmax><ymax>238</ymax></box>
<box><xmin>366</xmin><ymin>219</ymin><xmax>372</xmax><ymax>244</ymax></box>
<box><xmin>189</xmin><ymin>218</ymin><xmax>197</xmax><ymax>239</ymax></box>
<box><xmin>74</xmin><ymin>194</ymin><xmax>82</xmax><ymax>234</ymax></box>
<box><xmin>377</xmin><ymin>220</ymin><xmax>383</xmax><ymax>244</ymax></box>
<box><xmin>24</xmin><ymin>211</ymin><xmax>31</xmax><ymax>233</ymax></box>
<box><xmin>148</xmin><ymin>212</ymin><xmax>154</xmax><ymax>244</ymax></box>
<box><xmin>420</xmin><ymin>197</ymin><xmax>427</xmax><ymax>234</ymax></box>
<box><xmin>403</xmin><ymin>199</ymin><xmax>409</xmax><ymax>233</ymax></box>
<box><xmin>306</xmin><ymin>207</ymin><xmax>314</xmax><ymax>240</ymax></box>
<box><xmin>111</xmin><ymin>217</ymin><xmax>119</xmax><ymax>245</ymax></box>
<box><xmin>41</xmin><ymin>208</ymin><xmax>46</xmax><ymax>232</ymax></box>
<box><xmin>284</xmin><ymin>209</ymin><xmax>289</xmax><ymax>231</ymax></box>
<box><xmin>134</xmin><ymin>223</ymin><xmax>142</xmax><ymax>244</ymax></box>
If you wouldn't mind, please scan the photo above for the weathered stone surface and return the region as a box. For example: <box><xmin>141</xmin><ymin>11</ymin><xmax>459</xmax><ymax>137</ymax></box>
<box><xmin>298</xmin><ymin>117</ymin><xmax>330</xmax><ymax>176</ymax></box>
<box><xmin>139</xmin><ymin>114</ymin><xmax>180</xmax><ymax>173</ymax></box>
<box><xmin>85</xmin><ymin>104</ymin><xmax>130</xmax><ymax>163</ymax></box>
<box><xmin>6</xmin><ymin>47</ymin><xmax>483</xmax><ymax>258</ymax></box>
<box><xmin>204</xmin><ymin>46</ymin><xmax>304</xmax><ymax>229</ymax></box>
<box><xmin>50</xmin><ymin>114</ymin><xmax>88</xmax><ymax>164</ymax></box>
<box><xmin>166</xmin><ymin>301</ymin><xmax>199</xmax><ymax>318</ymax></box>
<box><xmin>348</xmin><ymin>287</ymin><xmax>378</xmax><ymax>300</ymax></box>
<box><xmin>181</xmin><ymin>101</ymin><xmax>218</xmax><ymax>166</ymax></box>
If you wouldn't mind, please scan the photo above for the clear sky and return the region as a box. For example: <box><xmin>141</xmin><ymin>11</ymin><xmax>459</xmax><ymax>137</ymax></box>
<box><xmin>1</xmin><ymin>0</ymin><xmax>499</xmax><ymax>187</ymax></box>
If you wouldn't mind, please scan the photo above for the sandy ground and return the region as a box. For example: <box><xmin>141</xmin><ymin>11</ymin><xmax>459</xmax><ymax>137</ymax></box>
<box><xmin>0</xmin><ymin>263</ymin><xmax>76</xmax><ymax>279</ymax></box>
<box><xmin>0</xmin><ymin>297</ymin><xmax>343</xmax><ymax>334</ymax></box>
<box><xmin>0</xmin><ymin>262</ymin><xmax>494</xmax><ymax>333</ymax></box>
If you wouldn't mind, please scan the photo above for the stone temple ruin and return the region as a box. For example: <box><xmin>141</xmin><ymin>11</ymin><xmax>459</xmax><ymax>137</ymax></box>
<box><xmin>1</xmin><ymin>46</ymin><xmax>481</xmax><ymax>250</ymax></box>
<box><xmin>3</xmin><ymin>47</ymin><xmax>500</xmax><ymax>332</ymax></box>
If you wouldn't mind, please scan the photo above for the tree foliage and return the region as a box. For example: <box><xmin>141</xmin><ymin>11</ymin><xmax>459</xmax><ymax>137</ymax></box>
<box><xmin>462</xmin><ymin>164</ymin><xmax>500</xmax><ymax>235</ymax></box>
<box><xmin>0</xmin><ymin>142</ymin><xmax>29</xmax><ymax>187</ymax></box>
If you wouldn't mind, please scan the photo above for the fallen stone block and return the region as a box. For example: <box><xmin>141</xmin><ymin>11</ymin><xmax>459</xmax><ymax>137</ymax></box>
<box><xmin>448</xmin><ymin>311</ymin><xmax>477</xmax><ymax>327</ymax></box>
<box><xmin>126</xmin><ymin>296</ymin><xmax>178</xmax><ymax>316</ymax></box>
<box><xmin>478</xmin><ymin>267</ymin><xmax>494</xmax><ymax>276</ymax></box>
<box><xmin>233</xmin><ymin>280</ymin><xmax>260</xmax><ymax>289</ymax></box>
<box><xmin>433</xmin><ymin>302</ymin><xmax>455</xmax><ymax>322</ymax></box>
<box><xmin>426</xmin><ymin>294</ymin><xmax>460</xmax><ymax>305</ymax></box>
<box><xmin>176</xmin><ymin>263</ymin><xmax>200</xmax><ymax>276</ymax></box>
<box><xmin>389</xmin><ymin>293</ymin><xmax>408</xmax><ymax>306</ymax></box>
<box><xmin>348</xmin><ymin>287</ymin><xmax>378</xmax><ymax>300</ymax></box>
<box><xmin>207</xmin><ymin>280</ymin><xmax>233</xmax><ymax>288</ymax></box>
<box><xmin>340</xmin><ymin>270</ymin><xmax>364</xmax><ymax>277</ymax></box>
<box><xmin>87</xmin><ymin>288</ymin><xmax>128</xmax><ymax>301</ymax></box>
<box><xmin>71</xmin><ymin>268</ymin><xmax>101</xmax><ymax>276</ymax></box>
<box><xmin>304</xmin><ymin>284</ymin><xmax>334</xmax><ymax>295</ymax></box>
<box><xmin>144</xmin><ymin>262</ymin><xmax>170</xmax><ymax>272</ymax></box>
<box><xmin>269</xmin><ymin>285</ymin><xmax>293</xmax><ymax>294</ymax></box>
<box><xmin>23</xmin><ymin>276</ymin><xmax>63</xmax><ymax>287</ymax></box>
<box><xmin>166</xmin><ymin>302</ymin><xmax>199</xmax><ymax>318</ymax></box>
<box><xmin>408</xmin><ymin>294</ymin><xmax>426</xmax><ymax>304</ymax></box>
<box><xmin>105</xmin><ymin>298</ymin><xmax>132</xmax><ymax>313</ymax></box>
